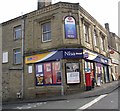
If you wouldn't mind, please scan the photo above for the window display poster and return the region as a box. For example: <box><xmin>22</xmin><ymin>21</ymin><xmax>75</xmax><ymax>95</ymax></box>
<box><xmin>36</xmin><ymin>73</ymin><xmax>44</xmax><ymax>85</ymax></box>
<box><xmin>44</xmin><ymin>62</ymin><xmax>53</xmax><ymax>84</ymax></box>
<box><xmin>67</xmin><ymin>72</ymin><xmax>80</xmax><ymax>84</ymax></box>
<box><xmin>84</xmin><ymin>61</ymin><xmax>91</xmax><ymax>73</ymax></box>
<box><xmin>66</xmin><ymin>63</ymin><xmax>80</xmax><ymax>84</ymax></box>
<box><xmin>36</xmin><ymin>64</ymin><xmax>43</xmax><ymax>73</ymax></box>
<box><xmin>28</xmin><ymin>65</ymin><xmax>32</xmax><ymax>74</ymax></box>
<box><xmin>35</xmin><ymin>64</ymin><xmax>44</xmax><ymax>85</ymax></box>
<box><xmin>52</xmin><ymin>62</ymin><xmax>61</xmax><ymax>84</ymax></box>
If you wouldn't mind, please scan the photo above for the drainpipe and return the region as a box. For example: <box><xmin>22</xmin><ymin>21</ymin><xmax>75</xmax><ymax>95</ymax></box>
<box><xmin>21</xmin><ymin>15</ymin><xmax>25</xmax><ymax>99</ymax></box>
<box><xmin>60</xmin><ymin>59</ymin><xmax>64</xmax><ymax>96</ymax></box>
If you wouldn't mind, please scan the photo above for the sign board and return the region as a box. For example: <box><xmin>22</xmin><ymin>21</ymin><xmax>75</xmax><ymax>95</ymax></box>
<box><xmin>64</xmin><ymin>16</ymin><xmax>77</xmax><ymax>39</ymax></box>
<box><xmin>63</xmin><ymin>49</ymin><xmax>83</xmax><ymax>59</ymax></box>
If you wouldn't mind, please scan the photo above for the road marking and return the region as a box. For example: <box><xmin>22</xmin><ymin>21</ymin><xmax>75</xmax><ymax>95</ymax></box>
<box><xmin>78</xmin><ymin>94</ymin><xmax>108</xmax><ymax>110</ymax></box>
<box><xmin>16</xmin><ymin>107</ymin><xmax>22</xmax><ymax>109</ymax></box>
<box><xmin>15</xmin><ymin>102</ymin><xmax>46</xmax><ymax>109</ymax></box>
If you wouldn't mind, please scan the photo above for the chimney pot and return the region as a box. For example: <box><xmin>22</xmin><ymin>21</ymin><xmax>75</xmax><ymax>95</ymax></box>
<box><xmin>105</xmin><ymin>23</ymin><xmax>110</xmax><ymax>32</ymax></box>
<box><xmin>38</xmin><ymin>0</ymin><xmax>51</xmax><ymax>10</ymax></box>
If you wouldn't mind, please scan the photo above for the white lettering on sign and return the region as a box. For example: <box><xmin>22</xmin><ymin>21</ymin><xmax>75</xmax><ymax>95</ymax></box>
<box><xmin>64</xmin><ymin>51</ymin><xmax>76</xmax><ymax>56</ymax></box>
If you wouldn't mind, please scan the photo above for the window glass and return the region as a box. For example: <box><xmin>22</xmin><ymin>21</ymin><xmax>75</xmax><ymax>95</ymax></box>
<box><xmin>35</xmin><ymin>61</ymin><xmax>61</xmax><ymax>86</ymax></box>
<box><xmin>100</xmin><ymin>33</ymin><xmax>105</xmax><ymax>51</ymax></box>
<box><xmin>84</xmin><ymin>23</ymin><xmax>89</xmax><ymax>43</ymax></box>
<box><xmin>93</xmin><ymin>29</ymin><xmax>98</xmax><ymax>46</ymax></box>
<box><xmin>14</xmin><ymin>26</ymin><xmax>22</xmax><ymax>39</ymax></box>
<box><xmin>66</xmin><ymin>63</ymin><xmax>80</xmax><ymax>84</ymax></box>
<box><xmin>42</xmin><ymin>22</ymin><xmax>51</xmax><ymax>42</ymax></box>
<box><xmin>14</xmin><ymin>49</ymin><xmax>21</xmax><ymax>64</ymax></box>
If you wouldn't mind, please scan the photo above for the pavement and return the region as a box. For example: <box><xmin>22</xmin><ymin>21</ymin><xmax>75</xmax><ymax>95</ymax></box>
<box><xmin>3</xmin><ymin>80</ymin><xmax>119</xmax><ymax>105</ymax></box>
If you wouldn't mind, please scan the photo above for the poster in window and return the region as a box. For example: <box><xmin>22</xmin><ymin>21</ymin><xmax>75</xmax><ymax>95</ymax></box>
<box><xmin>3</xmin><ymin>52</ymin><xmax>8</xmax><ymax>63</ymax></box>
<box><xmin>64</xmin><ymin>16</ymin><xmax>77</xmax><ymax>39</ymax></box>
<box><xmin>36</xmin><ymin>64</ymin><xmax>43</xmax><ymax>73</ymax></box>
<box><xmin>52</xmin><ymin>61</ymin><xmax>61</xmax><ymax>84</ymax></box>
<box><xmin>36</xmin><ymin>73</ymin><xmax>44</xmax><ymax>85</ymax></box>
<box><xmin>28</xmin><ymin>65</ymin><xmax>32</xmax><ymax>74</ymax></box>
<box><xmin>66</xmin><ymin>63</ymin><xmax>80</xmax><ymax>84</ymax></box>
<box><xmin>35</xmin><ymin>64</ymin><xmax>44</xmax><ymax>85</ymax></box>
<box><xmin>44</xmin><ymin>62</ymin><xmax>52</xmax><ymax>84</ymax></box>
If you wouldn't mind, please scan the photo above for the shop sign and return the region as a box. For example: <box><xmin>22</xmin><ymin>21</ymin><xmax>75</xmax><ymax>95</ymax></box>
<box><xmin>63</xmin><ymin>49</ymin><xmax>83</xmax><ymax>58</ymax></box>
<box><xmin>83</xmin><ymin>50</ymin><xmax>98</xmax><ymax>60</ymax></box>
<box><xmin>100</xmin><ymin>58</ymin><xmax>108</xmax><ymax>64</ymax></box>
<box><xmin>83</xmin><ymin>49</ymin><xmax>108</xmax><ymax>65</ymax></box>
<box><xmin>25</xmin><ymin>51</ymin><xmax>63</xmax><ymax>64</ymax></box>
<box><xmin>111</xmin><ymin>59</ymin><xmax>119</xmax><ymax>64</ymax></box>
<box><xmin>64</xmin><ymin>16</ymin><xmax>77</xmax><ymax>39</ymax></box>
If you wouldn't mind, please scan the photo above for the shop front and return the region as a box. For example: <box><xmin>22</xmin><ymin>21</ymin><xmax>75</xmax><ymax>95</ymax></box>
<box><xmin>83</xmin><ymin>49</ymin><xmax>109</xmax><ymax>88</ymax></box>
<box><xmin>25</xmin><ymin>48</ymin><xmax>109</xmax><ymax>98</ymax></box>
<box><xmin>25</xmin><ymin>48</ymin><xmax>84</xmax><ymax>97</ymax></box>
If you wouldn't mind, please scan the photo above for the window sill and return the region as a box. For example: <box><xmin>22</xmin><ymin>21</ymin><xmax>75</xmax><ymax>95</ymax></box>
<box><xmin>42</xmin><ymin>40</ymin><xmax>52</xmax><ymax>43</ymax></box>
<box><xmin>85</xmin><ymin>41</ymin><xmax>90</xmax><ymax>44</ymax></box>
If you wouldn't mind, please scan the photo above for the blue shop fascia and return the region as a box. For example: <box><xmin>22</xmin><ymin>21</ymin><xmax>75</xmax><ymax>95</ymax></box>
<box><xmin>61</xmin><ymin>48</ymin><xmax>110</xmax><ymax>85</ymax></box>
<box><xmin>25</xmin><ymin>48</ymin><xmax>110</xmax><ymax>87</ymax></box>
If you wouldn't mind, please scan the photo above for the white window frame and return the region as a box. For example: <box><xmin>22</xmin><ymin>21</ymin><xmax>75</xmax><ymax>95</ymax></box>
<box><xmin>42</xmin><ymin>22</ymin><xmax>51</xmax><ymax>42</ymax></box>
<box><xmin>13</xmin><ymin>48</ymin><xmax>21</xmax><ymax>64</ymax></box>
<box><xmin>14</xmin><ymin>25</ymin><xmax>22</xmax><ymax>40</ymax></box>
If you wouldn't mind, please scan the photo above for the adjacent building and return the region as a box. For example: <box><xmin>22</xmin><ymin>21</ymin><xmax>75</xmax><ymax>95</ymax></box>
<box><xmin>105</xmin><ymin>23</ymin><xmax>120</xmax><ymax>81</ymax></box>
<box><xmin>2</xmin><ymin>1</ymin><xmax>113</xmax><ymax>101</ymax></box>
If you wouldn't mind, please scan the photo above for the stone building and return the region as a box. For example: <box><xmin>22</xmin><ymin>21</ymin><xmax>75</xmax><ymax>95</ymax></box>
<box><xmin>2</xmin><ymin>1</ymin><xmax>110</xmax><ymax>101</ymax></box>
<box><xmin>105</xmin><ymin>23</ymin><xmax>120</xmax><ymax>80</ymax></box>
<box><xmin>0</xmin><ymin>24</ymin><xmax>2</xmax><ymax>104</ymax></box>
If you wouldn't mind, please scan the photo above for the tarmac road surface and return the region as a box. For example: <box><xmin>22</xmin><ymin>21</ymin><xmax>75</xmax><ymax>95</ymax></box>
<box><xmin>2</xmin><ymin>88</ymin><xmax>119</xmax><ymax>110</ymax></box>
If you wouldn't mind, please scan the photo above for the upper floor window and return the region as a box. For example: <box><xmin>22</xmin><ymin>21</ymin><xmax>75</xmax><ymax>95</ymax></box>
<box><xmin>93</xmin><ymin>29</ymin><xmax>98</xmax><ymax>47</ymax></box>
<box><xmin>100</xmin><ymin>33</ymin><xmax>105</xmax><ymax>51</ymax></box>
<box><xmin>42</xmin><ymin>22</ymin><xmax>51</xmax><ymax>42</ymax></box>
<box><xmin>116</xmin><ymin>43</ymin><xmax>119</xmax><ymax>51</ymax></box>
<box><xmin>13</xmin><ymin>48</ymin><xmax>21</xmax><ymax>64</ymax></box>
<box><xmin>115</xmin><ymin>66</ymin><xmax>118</xmax><ymax>73</ymax></box>
<box><xmin>83</xmin><ymin>23</ymin><xmax>90</xmax><ymax>43</ymax></box>
<box><xmin>14</xmin><ymin>25</ymin><xmax>22</xmax><ymax>40</ymax></box>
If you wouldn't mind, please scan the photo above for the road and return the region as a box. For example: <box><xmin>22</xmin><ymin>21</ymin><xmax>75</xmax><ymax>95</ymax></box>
<box><xmin>2</xmin><ymin>88</ymin><xmax>119</xmax><ymax>110</ymax></box>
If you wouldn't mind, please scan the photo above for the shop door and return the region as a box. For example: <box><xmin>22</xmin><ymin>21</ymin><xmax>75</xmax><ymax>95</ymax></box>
<box><xmin>104</xmin><ymin>66</ymin><xmax>109</xmax><ymax>83</ymax></box>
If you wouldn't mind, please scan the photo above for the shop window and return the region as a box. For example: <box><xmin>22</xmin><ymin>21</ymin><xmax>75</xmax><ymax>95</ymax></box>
<box><xmin>65</xmin><ymin>63</ymin><xmax>80</xmax><ymax>84</ymax></box>
<box><xmin>13</xmin><ymin>48</ymin><xmax>21</xmax><ymax>64</ymax></box>
<box><xmin>42</xmin><ymin>22</ymin><xmax>51</xmax><ymax>42</ymax></box>
<box><xmin>35</xmin><ymin>61</ymin><xmax>61</xmax><ymax>86</ymax></box>
<box><xmin>14</xmin><ymin>25</ymin><xmax>22</xmax><ymax>40</ymax></box>
<box><xmin>84</xmin><ymin>61</ymin><xmax>91</xmax><ymax>73</ymax></box>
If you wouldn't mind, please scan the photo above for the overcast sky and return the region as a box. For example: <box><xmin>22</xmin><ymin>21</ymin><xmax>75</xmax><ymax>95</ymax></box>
<box><xmin>0</xmin><ymin>0</ymin><xmax>119</xmax><ymax>35</ymax></box>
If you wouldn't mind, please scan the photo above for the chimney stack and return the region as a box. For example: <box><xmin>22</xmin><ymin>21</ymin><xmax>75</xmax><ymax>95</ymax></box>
<box><xmin>37</xmin><ymin>0</ymin><xmax>52</xmax><ymax>10</ymax></box>
<box><xmin>105</xmin><ymin>23</ymin><xmax>110</xmax><ymax>32</ymax></box>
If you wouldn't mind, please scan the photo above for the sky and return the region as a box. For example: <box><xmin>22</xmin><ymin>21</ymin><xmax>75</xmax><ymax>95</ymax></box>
<box><xmin>0</xmin><ymin>0</ymin><xmax>119</xmax><ymax>35</ymax></box>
